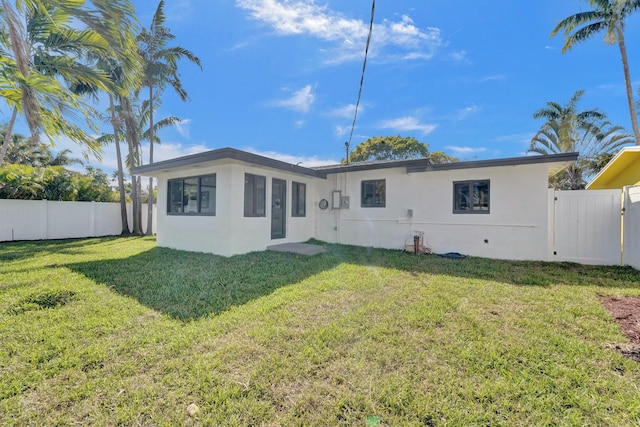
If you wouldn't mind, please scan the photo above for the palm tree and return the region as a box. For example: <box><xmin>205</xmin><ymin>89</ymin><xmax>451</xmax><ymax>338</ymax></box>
<box><xmin>99</xmin><ymin>99</ymin><xmax>182</xmax><ymax>165</ymax></box>
<box><xmin>105</xmin><ymin>66</ymin><xmax>133</xmax><ymax>235</ymax></box>
<box><xmin>66</xmin><ymin>2</ymin><xmax>141</xmax><ymax>235</ymax></box>
<box><xmin>551</xmin><ymin>0</ymin><xmax>640</xmax><ymax>144</ymax></box>
<box><xmin>119</xmin><ymin>95</ymin><xmax>145</xmax><ymax>234</ymax></box>
<box><xmin>0</xmin><ymin>0</ymin><xmax>142</xmax><ymax>165</ymax></box>
<box><xmin>0</xmin><ymin>0</ymin><xmax>116</xmax><ymax>164</ymax></box>
<box><xmin>138</xmin><ymin>0</ymin><xmax>202</xmax><ymax>235</ymax></box>
<box><xmin>529</xmin><ymin>90</ymin><xmax>633</xmax><ymax>189</ymax></box>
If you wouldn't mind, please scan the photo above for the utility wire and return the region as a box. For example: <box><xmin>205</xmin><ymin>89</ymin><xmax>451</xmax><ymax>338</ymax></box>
<box><xmin>346</xmin><ymin>0</ymin><xmax>375</xmax><ymax>161</ymax></box>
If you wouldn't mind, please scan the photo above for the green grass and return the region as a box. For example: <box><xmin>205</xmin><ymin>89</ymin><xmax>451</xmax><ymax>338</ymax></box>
<box><xmin>1</xmin><ymin>236</ymin><xmax>640</xmax><ymax>426</ymax></box>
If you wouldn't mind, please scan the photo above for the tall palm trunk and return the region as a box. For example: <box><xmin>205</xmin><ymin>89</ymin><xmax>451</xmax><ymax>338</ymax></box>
<box><xmin>121</xmin><ymin>96</ymin><xmax>143</xmax><ymax>235</ymax></box>
<box><xmin>616</xmin><ymin>26</ymin><xmax>640</xmax><ymax>144</ymax></box>
<box><xmin>0</xmin><ymin>107</ymin><xmax>18</xmax><ymax>166</ymax></box>
<box><xmin>109</xmin><ymin>94</ymin><xmax>130</xmax><ymax>235</ymax></box>
<box><xmin>146</xmin><ymin>84</ymin><xmax>155</xmax><ymax>235</ymax></box>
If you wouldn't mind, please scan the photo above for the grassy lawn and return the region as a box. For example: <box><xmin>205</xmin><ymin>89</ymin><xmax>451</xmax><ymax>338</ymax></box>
<box><xmin>1</xmin><ymin>237</ymin><xmax>640</xmax><ymax>426</ymax></box>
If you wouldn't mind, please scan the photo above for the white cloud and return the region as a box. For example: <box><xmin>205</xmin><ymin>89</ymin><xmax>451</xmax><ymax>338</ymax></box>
<box><xmin>455</xmin><ymin>105</ymin><xmax>481</xmax><ymax>121</ymax></box>
<box><xmin>330</xmin><ymin>103</ymin><xmax>359</xmax><ymax>119</ymax></box>
<box><xmin>335</xmin><ymin>125</ymin><xmax>349</xmax><ymax>138</ymax></box>
<box><xmin>70</xmin><ymin>140</ymin><xmax>211</xmax><ymax>176</ymax></box>
<box><xmin>236</xmin><ymin>0</ymin><xmax>443</xmax><ymax>64</ymax></box>
<box><xmin>244</xmin><ymin>147</ymin><xmax>338</xmax><ymax>166</ymax></box>
<box><xmin>494</xmin><ymin>133</ymin><xmax>534</xmax><ymax>145</ymax></box>
<box><xmin>478</xmin><ymin>74</ymin><xmax>506</xmax><ymax>83</ymax></box>
<box><xmin>165</xmin><ymin>0</ymin><xmax>194</xmax><ymax>23</ymax></box>
<box><xmin>271</xmin><ymin>85</ymin><xmax>316</xmax><ymax>113</ymax></box>
<box><xmin>445</xmin><ymin>146</ymin><xmax>487</xmax><ymax>154</ymax></box>
<box><xmin>150</xmin><ymin>142</ymin><xmax>211</xmax><ymax>163</ymax></box>
<box><xmin>174</xmin><ymin>119</ymin><xmax>192</xmax><ymax>139</ymax></box>
<box><xmin>378</xmin><ymin>116</ymin><xmax>437</xmax><ymax>135</ymax></box>
<box><xmin>448</xmin><ymin>50</ymin><xmax>469</xmax><ymax>64</ymax></box>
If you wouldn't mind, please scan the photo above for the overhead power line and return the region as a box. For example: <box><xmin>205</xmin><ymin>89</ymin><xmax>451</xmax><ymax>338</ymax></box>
<box><xmin>346</xmin><ymin>0</ymin><xmax>375</xmax><ymax>163</ymax></box>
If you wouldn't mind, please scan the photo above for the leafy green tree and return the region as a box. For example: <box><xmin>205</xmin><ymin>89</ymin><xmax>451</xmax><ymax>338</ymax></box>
<box><xmin>529</xmin><ymin>90</ymin><xmax>633</xmax><ymax>189</ymax></box>
<box><xmin>0</xmin><ymin>135</ymin><xmax>117</xmax><ymax>201</ymax></box>
<box><xmin>551</xmin><ymin>0</ymin><xmax>640</xmax><ymax>144</ymax></box>
<box><xmin>345</xmin><ymin>135</ymin><xmax>457</xmax><ymax>164</ymax></box>
<box><xmin>0</xmin><ymin>164</ymin><xmax>118</xmax><ymax>201</ymax></box>
<box><xmin>2</xmin><ymin>129</ymin><xmax>84</xmax><ymax>168</ymax></box>
<box><xmin>138</xmin><ymin>0</ymin><xmax>202</xmax><ymax>235</ymax></box>
<box><xmin>75</xmin><ymin>167</ymin><xmax>118</xmax><ymax>202</ymax></box>
<box><xmin>346</xmin><ymin>136</ymin><xmax>429</xmax><ymax>162</ymax></box>
<box><xmin>429</xmin><ymin>151</ymin><xmax>459</xmax><ymax>164</ymax></box>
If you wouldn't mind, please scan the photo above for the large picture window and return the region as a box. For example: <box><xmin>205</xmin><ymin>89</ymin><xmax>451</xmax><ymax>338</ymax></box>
<box><xmin>361</xmin><ymin>179</ymin><xmax>386</xmax><ymax>208</ymax></box>
<box><xmin>453</xmin><ymin>180</ymin><xmax>490</xmax><ymax>214</ymax></box>
<box><xmin>244</xmin><ymin>173</ymin><xmax>266</xmax><ymax>217</ymax></box>
<box><xmin>291</xmin><ymin>182</ymin><xmax>306</xmax><ymax>217</ymax></box>
<box><xmin>167</xmin><ymin>174</ymin><xmax>216</xmax><ymax>215</ymax></box>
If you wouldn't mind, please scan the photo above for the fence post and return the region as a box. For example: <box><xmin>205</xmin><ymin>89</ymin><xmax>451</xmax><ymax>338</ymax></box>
<box><xmin>91</xmin><ymin>201</ymin><xmax>97</xmax><ymax>237</ymax></box>
<box><xmin>41</xmin><ymin>199</ymin><xmax>48</xmax><ymax>240</ymax></box>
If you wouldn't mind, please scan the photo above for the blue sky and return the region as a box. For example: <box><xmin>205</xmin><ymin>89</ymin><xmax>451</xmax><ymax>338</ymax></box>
<box><xmin>16</xmin><ymin>0</ymin><xmax>640</xmax><ymax>171</ymax></box>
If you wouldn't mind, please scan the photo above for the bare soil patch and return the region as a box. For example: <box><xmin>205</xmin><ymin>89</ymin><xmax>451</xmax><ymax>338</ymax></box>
<box><xmin>601</xmin><ymin>296</ymin><xmax>640</xmax><ymax>362</ymax></box>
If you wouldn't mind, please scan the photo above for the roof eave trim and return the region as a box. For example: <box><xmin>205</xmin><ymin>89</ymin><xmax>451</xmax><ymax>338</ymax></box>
<box><xmin>406</xmin><ymin>152</ymin><xmax>579</xmax><ymax>173</ymax></box>
<box><xmin>131</xmin><ymin>147</ymin><xmax>327</xmax><ymax>179</ymax></box>
<box><xmin>316</xmin><ymin>158</ymin><xmax>432</xmax><ymax>174</ymax></box>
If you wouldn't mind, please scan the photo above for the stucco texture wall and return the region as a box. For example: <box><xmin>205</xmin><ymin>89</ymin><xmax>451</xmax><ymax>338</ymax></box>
<box><xmin>314</xmin><ymin>163</ymin><xmax>552</xmax><ymax>261</ymax></box>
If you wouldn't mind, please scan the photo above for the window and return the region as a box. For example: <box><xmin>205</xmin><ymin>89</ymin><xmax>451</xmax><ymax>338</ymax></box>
<box><xmin>292</xmin><ymin>182</ymin><xmax>306</xmax><ymax>217</ymax></box>
<box><xmin>453</xmin><ymin>180</ymin><xmax>490</xmax><ymax>214</ymax></box>
<box><xmin>244</xmin><ymin>173</ymin><xmax>266</xmax><ymax>217</ymax></box>
<box><xmin>167</xmin><ymin>174</ymin><xmax>216</xmax><ymax>215</ymax></box>
<box><xmin>361</xmin><ymin>179</ymin><xmax>386</xmax><ymax>208</ymax></box>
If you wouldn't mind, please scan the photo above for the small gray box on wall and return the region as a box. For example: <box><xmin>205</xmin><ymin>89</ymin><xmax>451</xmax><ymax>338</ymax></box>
<box><xmin>341</xmin><ymin>196</ymin><xmax>350</xmax><ymax>209</ymax></box>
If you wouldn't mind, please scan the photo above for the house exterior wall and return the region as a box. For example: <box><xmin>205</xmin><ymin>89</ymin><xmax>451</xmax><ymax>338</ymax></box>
<box><xmin>154</xmin><ymin>162</ymin><xmax>317</xmax><ymax>256</ymax></box>
<box><xmin>314</xmin><ymin>163</ymin><xmax>553</xmax><ymax>261</ymax></box>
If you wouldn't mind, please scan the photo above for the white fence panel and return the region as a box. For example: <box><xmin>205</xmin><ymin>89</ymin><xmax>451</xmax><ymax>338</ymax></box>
<box><xmin>0</xmin><ymin>199</ymin><xmax>46</xmax><ymax>241</ymax></box>
<box><xmin>0</xmin><ymin>199</ymin><xmax>156</xmax><ymax>242</ymax></box>
<box><xmin>623</xmin><ymin>186</ymin><xmax>640</xmax><ymax>269</ymax></box>
<box><xmin>553</xmin><ymin>189</ymin><xmax>622</xmax><ymax>265</ymax></box>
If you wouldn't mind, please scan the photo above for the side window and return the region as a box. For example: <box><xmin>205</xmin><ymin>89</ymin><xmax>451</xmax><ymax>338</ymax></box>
<box><xmin>244</xmin><ymin>173</ymin><xmax>266</xmax><ymax>217</ymax></box>
<box><xmin>361</xmin><ymin>179</ymin><xmax>386</xmax><ymax>208</ymax></box>
<box><xmin>167</xmin><ymin>174</ymin><xmax>216</xmax><ymax>215</ymax></box>
<box><xmin>292</xmin><ymin>182</ymin><xmax>306</xmax><ymax>217</ymax></box>
<box><xmin>453</xmin><ymin>180</ymin><xmax>490</xmax><ymax>214</ymax></box>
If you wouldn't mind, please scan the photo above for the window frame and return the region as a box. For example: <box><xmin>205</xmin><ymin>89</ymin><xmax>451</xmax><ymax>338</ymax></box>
<box><xmin>453</xmin><ymin>179</ymin><xmax>490</xmax><ymax>214</ymax></box>
<box><xmin>291</xmin><ymin>181</ymin><xmax>306</xmax><ymax>217</ymax></box>
<box><xmin>167</xmin><ymin>174</ymin><xmax>217</xmax><ymax>216</ymax></box>
<box><xmin>361</xmin><ymin>179</ymin><xmax>386</xmax><ymax>208</ymax></box>
<box><xmin>244</xmin><ymin>173</ymin><xmax>267</xmax><ymax>217</ymax></box>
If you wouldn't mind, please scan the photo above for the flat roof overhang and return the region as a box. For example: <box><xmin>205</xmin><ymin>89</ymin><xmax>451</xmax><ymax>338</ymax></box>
<box><xmin>131</xmin><ymin>147</ymin><xmax>327</xmax><ymax>179</ymax></box>
<box><xmin>586</xmin><ymin>146</ymin><xmax>640</xmax><ymax>190</ymax></box>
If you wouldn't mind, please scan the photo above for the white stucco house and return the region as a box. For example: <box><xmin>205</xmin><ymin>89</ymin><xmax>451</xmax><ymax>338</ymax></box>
<box><xmin>131</xmin><ymin>148</ymin><xmax>577</xmax><ymax>260</ymax></box>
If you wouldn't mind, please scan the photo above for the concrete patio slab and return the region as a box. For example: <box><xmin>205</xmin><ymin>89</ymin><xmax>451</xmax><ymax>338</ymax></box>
<box><xmin>267</xmin><ymin>242</ymin><xmax>326</xmax><ymax>256</ymax></box>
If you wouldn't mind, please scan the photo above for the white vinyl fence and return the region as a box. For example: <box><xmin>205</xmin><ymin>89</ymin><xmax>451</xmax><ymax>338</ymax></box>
<box><xmin>2</xmin><ymin>188</ymin><xmax>640</xmax><ymax>268</ymax></box>
<box><xmin>623</xmin><ymin>186</ymin><xmax>640</xmax><ymax>269</ymax></box>
<box><xmin>551</xmin><ymin>189</ymin><xmax>622</xmax><ymax>265</ymax></box>
<box><xmin>0</xmin><ymin>199</ymin><xmax>156</xmax><ymax>242</ymax></box>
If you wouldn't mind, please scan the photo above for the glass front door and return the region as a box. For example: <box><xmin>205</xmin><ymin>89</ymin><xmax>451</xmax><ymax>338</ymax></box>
<box><xmin>271</xmin><ymin>179</ymin><xmax>286</xmax><ymax>239</ymax></box>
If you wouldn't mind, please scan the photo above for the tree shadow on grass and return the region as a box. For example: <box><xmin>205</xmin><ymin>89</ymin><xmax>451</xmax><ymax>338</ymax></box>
<box><xmin>0</xmin><ymin>236</ymin><xmax>128</xmax><ymax>262</ymax></box>
<box><xmin>65</xmin><ymin>240</ymin><xmax>640</xmax><ymax>321</ymax></box>
<box><xmin>66</xmin><ymin>245</ymin><xmax>343</xmax><ymax>321</ymax></box>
